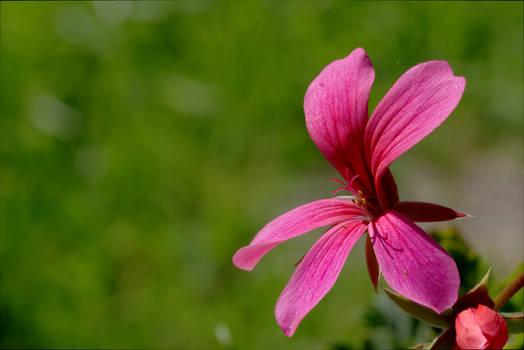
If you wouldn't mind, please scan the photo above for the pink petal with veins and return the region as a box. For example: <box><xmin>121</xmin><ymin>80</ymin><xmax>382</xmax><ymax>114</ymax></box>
<box><xmin>365</xmin><ymin>61</ymin><xmax>465</xmax><ymax>205</ymax></box>
<box><xmin>275</xmin><ymin>221</ymin><xmax>367</xmax><ymax>336</ymax></box>
<box><xmin>368</xmin><ymin>210</ymin><xmax>459</xmax><ymax>313</ymax></box>
<box><xmin>304</xmin><ymin>48</ymin><xmax>375</xmax><ymax>192</ymax></box>
<box><xmin>394</xmin><ymin>201</ymin><xmax>467</xmax><ymax>222</ymax></box>
<box><xmin>233</xmin><ymin>199</ymin><xmax>364</xmax><ymax>271</ymax></box>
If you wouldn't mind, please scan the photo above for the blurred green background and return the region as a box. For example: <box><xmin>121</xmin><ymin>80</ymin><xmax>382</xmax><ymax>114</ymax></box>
<box><xmin>1</xmin><ymin>1</ymin><xmax>522</xmax><ymax>349</ymax></box>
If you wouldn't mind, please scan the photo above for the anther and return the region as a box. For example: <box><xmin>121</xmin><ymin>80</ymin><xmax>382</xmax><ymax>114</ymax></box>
<box><xmin>358</xmin><ymin>190</ymin><xmax>363</xmax><ymax>197</ymax></box>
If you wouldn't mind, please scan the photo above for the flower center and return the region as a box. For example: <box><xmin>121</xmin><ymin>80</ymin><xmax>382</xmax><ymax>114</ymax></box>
<box><xmin>351</xmin><ymin>191</ymin><xmax>381</xmax><ymax>218</ymax></box>
<box><xmin>331</xmin><ymin>175</ymin><xmax>382</xmax><ymax>219</ymax></box>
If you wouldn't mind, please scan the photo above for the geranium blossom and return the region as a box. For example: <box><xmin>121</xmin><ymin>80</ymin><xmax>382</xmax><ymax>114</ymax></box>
<box><xmin>233</xmin><ymin>48</ymin><xmax>466</xmax><ymax>336</ymax></box>
<box><xmin>455</xmin><ymin>304</ymin><xmax>508</xmax><ymax>349</ymax></box>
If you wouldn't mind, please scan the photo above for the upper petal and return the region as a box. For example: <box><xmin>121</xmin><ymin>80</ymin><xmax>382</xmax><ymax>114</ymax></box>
<box><xmin>364</xmin><ymin>61</ymin><xmax>465</xmax><ymax>202</ymax></box>
<box><xmin>233</xmin><ymin>199</ymin><xmax>364</xmax><ymax>271</ymax></box>
<box><xmin>275</xmin><ymin>221</ymin><xmax>367</xmax><ymax>336</ymax></box>
<box><xmin>304</xmin><ymin>48</ymin><xmax>375</xmax><ymax>192</ymax></box>
<box><xmin>369</xmin><ymin>210</ymin><xmax>459</xmax><ymax>313</ymax></box>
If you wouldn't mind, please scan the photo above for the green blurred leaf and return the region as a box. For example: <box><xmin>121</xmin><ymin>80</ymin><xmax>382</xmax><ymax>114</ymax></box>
<box><xmin>384</xmin><ymin>289</ymin><xmax>451</xmax><ymax>329</ymax></box>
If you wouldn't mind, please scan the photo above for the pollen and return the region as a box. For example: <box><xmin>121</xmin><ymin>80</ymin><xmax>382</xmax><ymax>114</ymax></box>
<box><xmin>403</xmin><ymin>270</ymin><xmax>408</xmax><ymax>276</ymax></box>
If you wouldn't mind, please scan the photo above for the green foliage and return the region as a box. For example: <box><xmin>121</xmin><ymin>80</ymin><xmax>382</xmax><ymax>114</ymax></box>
<box><xmin>384</xmin><ymin>289</ymin><xmax>451</xmax><ymax>329</ymax></box>
<box><xmin>0</xmin><ymin>1</ymin><xmax>522</xmax><ymax>349</ymax></box>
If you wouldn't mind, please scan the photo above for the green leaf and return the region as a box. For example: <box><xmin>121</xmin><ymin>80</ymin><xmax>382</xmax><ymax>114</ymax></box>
<box><xmin>501</xmin><ymin>312</ymin><xmax>524</xmax><ymax>334</ymax></box>
<box><xmin>384</xmin><ymin>288</ymin><xmax>452</xmax><ymax>329</ymax></box>
<box><xmin>475</xmin><ymin>267</ymin><xmax>491</xmax><ymax>289</ymax></box>
<box><xmin>453</xmin><ymin>268</ymin><xmax>495</xmax><ymax>313</ymax></box>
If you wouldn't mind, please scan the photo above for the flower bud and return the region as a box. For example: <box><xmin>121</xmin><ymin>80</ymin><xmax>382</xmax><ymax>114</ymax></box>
<box><xmin>455</xmin><ymin>304</ymin><xmax>508</xmax><ymax>349</ymax></box>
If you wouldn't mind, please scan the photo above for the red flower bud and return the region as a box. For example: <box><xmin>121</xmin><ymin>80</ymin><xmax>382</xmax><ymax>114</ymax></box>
<box><xmin>455</xmin><ymin>304</ymin><xmax>508</xmax><ymax>349</ymax></box>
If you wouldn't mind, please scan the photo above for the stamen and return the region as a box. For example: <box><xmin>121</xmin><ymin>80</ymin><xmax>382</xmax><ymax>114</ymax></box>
<box><xmin>333</xmin><ymin>187</ymin><xmax>346</xmax><ymax>195</ymax></box>
<box><xmin>330</xmin><ymin>178</ymin><xmax>347</xmax><ymax>187</ymax></box>
<box><xmin>349</xmin><ymin>174</ymin><xmax>360</xmax><ymax>187</ymax></box>
<box><xmin>346</xmin><ymin>175</ymin><xmax>364</xmax><ymax>200</ymax></box>
<box><xmin>329</xmin><ymin>172</ymin><xmax>379</xmax><ymax>220</ymax></box>
<box><xmin>330</xmin><ymin>174</ymin><xmax>368</xmax><ymax>204</ymax></box>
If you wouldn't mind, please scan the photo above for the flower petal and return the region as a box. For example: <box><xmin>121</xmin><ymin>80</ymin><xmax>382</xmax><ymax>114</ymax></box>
<box><xmin>394</xmin><ymin>201</ymin><xmax>468</xmax><ymax>222</ymax></box>
<box><xmin>365</xmin><ymin>234</ymin><xmax>380</xmax><ymax>292</ymax></box>
<box><xmin>369</xmin><ymin>210</ymin><xmax>459</xmax><ymax>313</ymax></box>
<box><xmin>275</xmin><ymin>221</ymin><xmax>367</xmax><ymax>336</ymax></box>
<box><xmin>474</xmin><ymin>305</ymin><xmax>508</xmax><ymax>349</ymax></box>
<box><xmin>304</xmin><ymin>47</ymin><xmax>375</xmax><ymax>192</ymax></box>
<box><xmin>378</xmin><ymin>167</ymin><xmax>399</xmax><ymax>210</ymax></box>
<box><xmin>364</xmin><ymin>61</ymin><xmax>465</xmax><ymax>204</ymax></box>
<box><xmin>233</xmin><ymin>199</ymin><xmax>364</xmax><ymax>271</ymax></box>
<box><xmin>455</xmin><ymin>308</ymin><xmax>488</xmax><ymax>349</ymax></box>
<box><xmin>455</xmin><ymin>305</ymin><xmax>508</xmax><ymax>349</ymax></box>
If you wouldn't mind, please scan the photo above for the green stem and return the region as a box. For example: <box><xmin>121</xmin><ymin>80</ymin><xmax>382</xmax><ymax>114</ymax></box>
<box><xmin>494</xmin><ymin>272</ymin><xmax>524</xmax><ymax>311</ymax></box>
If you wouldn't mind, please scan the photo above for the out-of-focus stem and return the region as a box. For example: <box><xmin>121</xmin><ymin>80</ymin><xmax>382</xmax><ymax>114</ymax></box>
<box><xmin>494</xmin><ymin>272</ymin><xmax>524</xmax><ymax>311</ymax></box>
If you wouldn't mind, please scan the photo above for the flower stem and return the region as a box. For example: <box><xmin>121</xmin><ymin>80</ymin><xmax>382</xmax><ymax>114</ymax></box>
<box><xmin>494</xmin><ymin>272</ymin><xmax>524</xmax><ymax>311</ymax></box>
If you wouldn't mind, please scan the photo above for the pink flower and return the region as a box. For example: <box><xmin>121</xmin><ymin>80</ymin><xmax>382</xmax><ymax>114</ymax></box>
<box><xmin>233</xmin><ymin>48</ymin><xmax>466</xmax><ymax>336</ymax></box>
<box><xmin>455</xmin><ymin>304</ymin><xmax>508</xmax><ymax>349</ymax></box>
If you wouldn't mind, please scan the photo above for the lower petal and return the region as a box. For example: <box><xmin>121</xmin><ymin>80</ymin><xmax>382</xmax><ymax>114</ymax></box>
<box><xmin>233</xmin><ymin>199</ymin><xmax>363</xmax><ymax>271</ymax></box>
<box><xmin>365</xmin><ymin>234</ymin><xmax>380</xmax><ymax>292</ymax></box>
<box><xmin>275</xmin><ymin>221</ymin><xmax>367</xmax><ymax>337</ymax></box>
<box><xmin>369</xmin><ymin>210</ymin><xmax>459</xmax><ymax>313</ymax></box>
